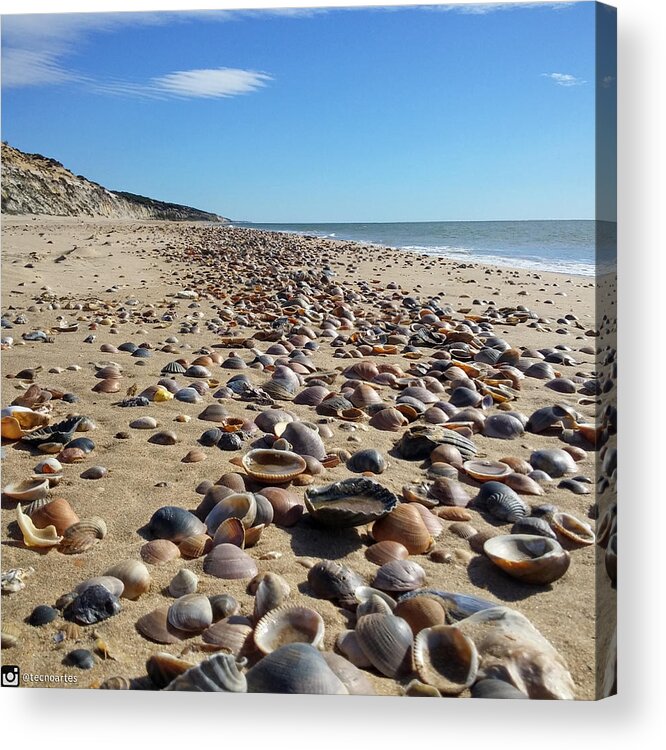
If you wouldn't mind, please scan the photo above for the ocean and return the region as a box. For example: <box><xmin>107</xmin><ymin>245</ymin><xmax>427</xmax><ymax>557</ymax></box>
<box><xmin>236</xmin><ymin>220</ymin><xmax>616</xmax><ymax>277</ymax></box>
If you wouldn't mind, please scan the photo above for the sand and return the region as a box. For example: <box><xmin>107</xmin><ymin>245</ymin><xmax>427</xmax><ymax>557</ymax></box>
<box><xmin>0</xmin><ymin>216</ymin><xmax>608</xmax><ymax>698</ymax></box>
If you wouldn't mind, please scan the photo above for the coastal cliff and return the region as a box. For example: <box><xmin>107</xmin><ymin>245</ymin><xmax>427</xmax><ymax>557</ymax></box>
<box><xmin>1</xmin><ymin>143</ymin><xmax>227</xmax><ymax>222</ymax></box>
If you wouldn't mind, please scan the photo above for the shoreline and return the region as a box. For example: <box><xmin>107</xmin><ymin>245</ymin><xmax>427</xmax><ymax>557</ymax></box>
<box><xmin>1</xmin><ymin>216</ymin><xmax>602</xmax><ymax>698</ymax></box>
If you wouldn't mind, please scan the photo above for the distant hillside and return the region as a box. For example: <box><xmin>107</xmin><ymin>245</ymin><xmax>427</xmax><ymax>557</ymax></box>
<box><xmin>1</xmin><ymin>143</ymin><xmax>228</xmax><ymax>222</ymax></box>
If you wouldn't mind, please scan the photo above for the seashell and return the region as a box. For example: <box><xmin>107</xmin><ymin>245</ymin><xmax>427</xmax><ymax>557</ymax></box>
<box><xmin>146</xmin><ymin>652</ymin><xmax>195</xmax><ymax>689</ymax></box>
<box><xmin>500</xmin><ymin>456</ymin><xmax>532</xmax><ymax>475</ymax></box>
<box><xmin>28</xmin><ymin>604</ymin><xmax>59</xmax><ymax>626</ymax></box>
<box><xmin>307</xmin><ymin>560</ymin><xmax>365</xmax><ymax>607</ymax></box>
<box><xmin>530</xmin><ymin>449</ymin><xmax>577</xmax><ymax>477</ymax></box>
<box><xmin>63</xmin><ymin>585</ymin><xmax>121</xmax><ymax>625</ymax></box>
<box><xmin>355</xmin><ymin>613</ymin><xmax>413</xmax><ymax>678</ymax></box>
<box><xmin>411</xmin><ymin>504</ymin><xmax>444</xmax><ymax>537</ymax></box>
<box><xmin>278</xmin><ymin>421</ymin><xmax>327</xmax><ymax>460</ymax></box>
<box><xmin>33</xmin><ymin>457</ymin><xmax>63</xmax><ymax>475</ymax></box>
<box><xmin>58</xmin><ymin>447</ymin><xmax>87</xmax><ymax>464</ymax></box>
<box><xmin>80</xmin><ymin>465</ymin><xmax>108</xmax><ymax>479</ymax></box>
<box><xmin>136</xmin><ymin>606</ymin><xmax>188</xmax><ymax>644</ymax></box>
<box><xmin>372</xmin><ymin>503</ymin><xmax>434</xmax><ymax>554</ymax></box>
<box><xmin>92</xmin><ymin>378</ymin><xmax>120</xmax><ymax>394</ymax></box>
<box><xmin>483</xmin><ymin>534</ymin><xmax>570</xmax><ymax>584</ymax></box>
<box><xmin>346</xmin><ymin>448</ymin><xmax>387</xmax><ymax>474</ymax></box>
<box><xmin>254</xmin><ymin>605</ymin><xmax>325</xmax><ymax>654</ymax></box>
<box><xmin>511</xmin><ymin>516</ymin><xmax>558</xmax><ymax>539</ymax></box>
<box><xmin>430</xmin><ymin>443</ymin><xmax>463</xmax><ymax>467</ymax></box>
<box><xmin>17</xmin><ymin>503</ymin><xmax>62</xmax><ymax>547</ymax></box>
<box><xmin>199</xmin><ymin>427</ymin><xmax>223</xmax><ymax>447</ymax></box>
<box><xmin>471</xmin><ymin>678</ymin><xmax>529</xmax><ymax>699</ymax></box>
<box><xmin>75</xmin><ymin>576</ymin><xmax>124</xmax><ymax>598</ymax></box>
<box><xmin>394</xmin><ymin>595</ymin><xmax>447</xmax><ymax>635</ymax></box>
<box><xmin>198</xmin><ymin>404</ymin><xmax>228</xmax><ymax>423</ymax></box>
<box><xmin>149</xmin><ymin>430</ymin><xmax>178</xmax><ymax>446</ymax></box>
<box><xmin>203</xmin><ymin>543</ymin><xmax>258</xmax><ymax>579</ymax></box>
<box><xmin>436</xmin><ymin>506</ymin><xmax>473</xmax><ymax>522</ymax></box>
<box><xmin>449</xmin><ymin>387</ymin><xmax>482</xmax><ymax>408</ymax></box>
<box><xmin>322</xmin><ymin>651</ymin><xmax>376</xmax><ymax>695</ymax></box>
<box><xmin>3</xmin><ymin>477</ymin><xmax>49</xmax><ymax>502</ymax></box>
<box><xmin>413</xmin><ymin>625</ymin><xmax>478</xmax><ymax>694</ymax></box>
<box><xmin>294</xmin><ymin>385</ymin><xmax>330</xmax><ymax>406</ymax></box>
<box><xmin>209</xmin><ymin>594</ymin><xmax>241</xmax><ymax>621</ymax></box>
<box><xmin>205</xmin><ymin>492</ymin><xmax>257</xmax><ymax>533</ymax></box>
<box><xmin>452</xmin><ymin>606</ymin><xmax>575</xmax><ymax>699</ymax></box>
<box><xmin>141</xmin><ymin>539</ymin><xmax>181</xmax><ymax>565</ymax></box>
<box><xmin>253</xmin><ymin>572</ymin><xmax>291</xmax><ymax>620</ymax></box>
<box><xmin>372</xmin><ymin>560</ymin><xmax>427</xmax><ymax>592</ymax></box>
<box><xmin>95</xmin><ymin>365</ymin><xmax>122</xmax><ymax>379</ymax></box>
<box><xmin>20</xmin><ymin>415</ymin><xmax>83</xmax><ymax>448</ymax></box>
<box><xmin>2</xmin><ymin>410</ymin><xmax>49</xmax><ymax>440</ymax></box>
<box><xmin>448</xmin><ymin>521</ymin><xmax>477</xmax><ymax>540</ymax></box>
<box><xmin>241</xmin><ymin>448</ymin><xmax>307</xmax><ymax>483</ymax></box>
<box><xmin>99</xmin><ymin>676</ymin><xmax>132</xmax><ymax>690</ymax></box>
<box><xmin>181</xmin><ymin>448</ymin><xmax>206</xmax><ymax>464</ymax></box>
<box><xmin>165</xmin><ymin>652</ymin><xmax>248</xmax><ymax>692</ymax></box>
<box><xmin>65</xmin><ymin>648</ymin><xmax>96</xmax><ymax>669</ymax></box>
<box><xmin>524</xmin><ymin>362</ymin><xmax>555</xmax><ymax>379</ymax></box>
<box><xmin>161</xmin><ymin>361</ymin><xmax>187</xmax><ymax>375</ymax></box>
<box><xmin>548</xmin><ymin>512</ymin><xmax>596</xmax><ymax>546</ymax></box>
<box><xmin>397</xmin><ymin>425</ymin><xmax>477</xmax><ymax>461</ymax></box>
<box><xmin>483</xmin><ymin>413</ymin><xmax>525</xmax><ymax>440</ymax></box>
<box><xmin>149</xmin><ymin>506</ymin><xmax>206</xmax><ymax>542</ymax></box>
<box><xmin>104</xmin><ymin>560</ymin><xmax>151</xmax><ymax>599</ymax></box>
<box><xmin>304</xmin><ymin>477</ymin><xmax>397</xmax><ymax>528</ymax></box>
<box><xmin>212</xmin><ymin>517</ymin><xmax>246</xmax><ymax>548</ymax></box>
<box><xmin>59</xmin><ymin>517</ymin><xmax>107</xmax><ymax>554</ymax></box>
<box><xmin>169</xmin><ymin>568</ymin><xmax>199</xmax><ymax>597</ymax></box>
<box><xmin>504</xmin><ymin>473</ymin><xmax>545</xmax><ymax>496</ymax></box>
<box><xmin>29</xmin><ymin>497</ymin><xmax>79</xmax><ymax>534</ymax></box>
<box><xmin>254</xmin><ymin>409</ymin><xmax>294</xmax><ymax>433</ymax></box>
<box><xmin>365</xmin><ymin>540</ymin><xmax>409</xmax><ymax>566</ymax></box>
<box><xmin>175</xmin><ymin>387</ymin><xmax>202</xmax><ymax>403</ymax></box>
<box><xmin>260</xmin><ymin>487</ymin><xmax>304</xmax><ymax>526</ymax></box>
<box><xmin>168</xmin><ymin>593</ymin><xmax>213</xmax><ymax>632</ymax></box>
<box><xmin>202</xmin><ymin>616</ymin><xmax>253</xmax><ymax>655</ymax></box>
<box><xmin>546</xmin><ymin>377</ymin><xmax>577</xmax><ymax>394</ymax></box>
<box><xmin>475</xmin><ymin>482</ymin><xmax>529</xmax><ymax>523</ymax></box>
<box><xmin>429</xmin><ymin>477</ymin><xmax>471</xmax><ymax>507</ymax></box>
<box><xmin>217</xmin><ymin>431</ymin><xmax>245</xmax><ymax>451</ymax></box>
<box><xmin>179</xmin><ymin>533</ymin><xmax>213</xmax><ymax>559</ymax></box>
<box><xmin>130</xmin><ymin>416</ymin><xmax>158</xmax><ymax>430</ymax></box>
<box><xmin>463</xmin><ymin>459</ymin><xmax>512</xmax><ymax>482</ymax></box>
<box><xmin>1</xmin><ymin>566</ymin><xmax>35</xmax><ymax>594</ymax></box>
<box><xmin>350</xmin><ymin>383</ymin><xmax>383</xmax><ymax>409</ymax></box>
<box><xmin>369</xmin><ymin>407</ymin><xmax>409</xmax><ymax>432</ymax></box>
<box><xmin>246</xmin><ymin>642</ymin><xmax>347</xmax><ymax>694</ymax></box>
<box><xmin>558</xmin><ymin>478</ymin><xmax>591</xmax><ymax>495</ymax></box>
<box><xmin>354</xmin><ymin>586</ymin><xmax>397</xmax><ymax>618</ymax></box>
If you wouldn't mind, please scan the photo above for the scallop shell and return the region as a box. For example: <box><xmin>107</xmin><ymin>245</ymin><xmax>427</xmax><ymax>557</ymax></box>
<box><xmin>483</xmin><ymin>534</ymin><xmax>570</xmax><ymax>585</ymax></box>
<box><xmin>2</xmin><ymin>478</ymin><xmax>50</xmax><ymax>502</ymax></box>
<box><xmin>165</xmin><ymin>653</ymin><xmax>248</xmax><ymax>692</ymax></box>
<box><xmin>16</xmin><ymin>503</ymin><xmax>62</xmax><ymax>547</ymax></box>
<box><xmin>29</xmin><ymin>497</ymin><xmax>80</xmax><ymax>535</ymax></box>
<box><xmin>548</xmin><ymin>512</ymin><xmax>596</xmax><ymax>546</ymax></box>
<box><xmin>59</xmin><ymin>517</ymin><xmax>107</xmax><ymax>554</ymax></box>
<box><xmin>202</xmin><ymin>616</ymin><xmax>253</xmax><ymax>655</ymax></box>
<box><xmin>372</xmin><ymin>560</ymin><xmax>427</xmax><ymax>592</ymax></box>
<box><xmin>148</xmin><ymin>506</ymin><xmax>206</xmax><ymax>542</ymax></box>
<box><xmin>397</xmin><ymin>425</ymin><xmax>477</xmax><ymax>461</ymax></box>
<box><xmin>241</xmin><ymin>449</ymin><xmax>307</xmax><ymax>483</ymax></box>
<box><xmin>304</xmin><ymin>477</ymin><xmax>398</xmax><ymax>528</ymax></box>
<box><xmin>413</xmin><ymin>625</ymin><xmax>478</xmax><ymax>694</ymax></box>
<box><xmin>475</xmin><ymin>482</ymin><xmax>529</xmax><ymax>523</ymax></box>
<box><xmin>354</xmin><ymin>613</ymin><xmax>413</xmax><ymax>678</ymax></box>
<box><xmin>253</xmin><ymin>605</ymin><xmax>325</xmax><ymax>654</ymax></box>
<box><xmin>141</xmin><ymin>539</ymin><xmax>181</xmax><ymax>565</ymax></box>
<box><xmin>104</xmin><ymin>560</ymin><xmax>151</xmax><ymax>599</ymax></box>
<box><xmin>246</xmin><ymin>643</ymin><xmax>347</xmax><ymax>694</ymax></box>
<box><xmin>371</xmin><ymin>503</ymin><xmax>434</xmax><ymax>554</ymax></box>
<box><xmin>203</xmin><ymin>543</ymin><xmax>258</xmax><ymax>579</ymax></box>
<box><xmin>167</xmin><ymin>593</ymin><xmax>213</xmax><ymax>632</ymax></box>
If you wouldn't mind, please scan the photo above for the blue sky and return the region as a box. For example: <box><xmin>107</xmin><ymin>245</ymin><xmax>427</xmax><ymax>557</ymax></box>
<box><xmin>1</xmin><ymin>3</ymin><xmax>608</xmax><ymax>222</ymax></box>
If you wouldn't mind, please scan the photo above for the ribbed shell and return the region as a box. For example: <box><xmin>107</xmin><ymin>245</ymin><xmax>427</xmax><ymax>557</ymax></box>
<box><xmin>475</xmin><ymin>482</ymin><xmax>529</xmax><ymax>523</ymax></box>
<box><xmin>165</xmin><ymin>653</ymin><xmax>247</xmax><ymax>692</ymax></box>
<box><xmin>355</xmin><ymin>613</ymin><xmax>413</xmax><ymax>677</ymax></box>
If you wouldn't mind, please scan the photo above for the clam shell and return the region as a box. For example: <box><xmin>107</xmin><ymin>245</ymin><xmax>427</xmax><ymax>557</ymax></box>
<box><xmin>436</xmin><ymin>506</ymin><xmax>473</xmax><ymax>521</ymax></box>
<box><xmin>483</xmin><ymin>534</ymin><xmax>570</xmax><ymax>585</ymax></box>
<box><xmin>130</xmin><ymin>416</ymin><xmax>157</xmax><ymax>430</ymax></box>
<box><xmin>29</xmin><ymin>497</ymin><xmax>80</xmax><ymax>535</ymax></box>
<box><xmin>141</xmin><ymin>539</ymin><xmax>181</xmax><ymax>565</ymax></box>
<box><xmin>471</xmin><ymin>678</ymin><xmax>529</xmax><ymax>699</ymax></box>
<box><xmin>149</xmin><ymin>430</ymin><xmax>178</xmax><ymax>446</ymax></box>
<box><xmin>146</xmin><ymin>652</ymin><xmax>194</xmax><ymax>689</ymax></box>
<box><xmin>92</xmin><ymin>378</ymin><xmax>120</xmax><ymax>393</ymax></box>
<box><xmin>182</xmin><ymin>449</ymin><xmax>206</xmax><ymax>463</ymax></box>
<box><xmin>548</xmin><ymin>512</ymin><xmax>596</xmax><ymax>546</ymax></box>
<box><xmin>203</xmin><ymin>543</ymin><xmax>258</xmax><ymax>579</ymax></box>
<box><xmin>179</xmin><ymin>533</ymin><xmax>213</xmax><ymax>559</ymax></box>
<box><xmin>372</xmin><ymin>560</ymin><xmax>427</xmax><ymax>592</ymax></box>
<box><xmin>205</xmin><ymin>492</ymin><xmax>257</xmax><ymax>533</ymax></box>
<box><xmin>304</xmin><ymin>477</ymin><xmax>398</xmax><ymax>527</ymax></box>
<box><xmin>413</xmin><ymin>625</ymin><xmax>478</xmax><ymax>694</ymax></box>
<box><xmin>355</xmin><ymin>613</ymin><xmax>413</xmax><ymax>677</ymax></box>
<box><xmin>394</xmin><ymin>595</ymin><xmax>447</xmax><ymax>635</ymax></box>
<box><xmin>429</xmin><ymin>477</ymin><xmax>471</xmax><ymax>507</ymax></box>
<box><xmin>371</xmin><ymin>503</ymin><xmax>434</xmax><ymax>554</ymax></box>
<box><xmin>529</xmin><ymin>448</ymin><xmax>577</xmax><ymax>477</ymax></box>
<box><xmin>148</xmin><ymin>506</ymin><xmax>206</xmax><ymax>542</ymax></box>
<box><xmin>365</xmin><ymin>540</ymin><xmax>410</xmax><ymax>566</ymax></box>
<box><xmin>33</xmin><ymin>457</ymin><xmax>63</xmax><ymax>475</ymax></box>
<box><xmin>511</xmin><ymin>517</ymin><xmax>557</xmax><ymax>539</ymax></box>
<box><xmin>202</xmin><ymin>616</ymin><xmax>253</xmax><ymax>655</ymax></box>
<box><xmin>165</xmin><ymin>653</ymin><xmax>248</xmax><ymax>692</ymax></box>
<box><xmin>307</xmin><ymin>560</ymin><xmax>365</xmax><ymax>606</ymax></box>
<box><xmin>75</xmin><ymin>576</ymin><xmax>124</xmax><ymax>598</ymax></box>
<box><xmin>260</xmin><ymin>487</ymin><xmax>304</xmax><ymax>526</ymax></box>
<box><xmin>198</xmin><ymin>404</ymin><xmax>228</xmax><ymax>423</ymax></box>
<box><xmin>57</xmin><ymin>516</ymin><xmax>107</xmax><ymax>555</ymax></box>
<box><xmin>336</xmin><ymin>629</ymin><xmax>373</xmax><ymax>668</ymax></box>
<box><xmin>245</xmin><ymin>643</ymin><xmax>347</xmax><ymax>694</ymax></box>
<box><xmin>253</xmin><ymin>572</ymin><xmax>291</xmax><ymax>620</ymax></box>
<box><xmin>167</xmin><ymin>593</ymin><xmax>213</xmax><ymax>632</ymax></box>
<box><xmin>346</xmin><ymin>448</ymin><xmax>387</xmax><ymax>475</ymax></box>
<box><xmin>104</xmin><ymin>560</ymin><xmax>151</xmax><ymax>599</ymax></box>
<box><xmin>2</xmin><ymin>478</ymin><xmax>49</xmax><ymax>502</ymax></box>
<box><xmin>322</xmin><ymin>651</ymin><xmax>376</xmax><ymax>695</ymax></box>
<box><xmin>397</xmin><ymin>425</ymin><xmax>477</xmax><ymax>461</ymax></box>
<box><xmin>80</xmin><ymin>465</ymin><xmax>108</xmax><ymax>479</ymax></box>
<box><xmin>168</xmin><ymin>568</ymin><xmax>199</xmax><ymax>597</ymax></box>
<box><xmin>475</xmin><ymin>482</ymin><xmax>529</xmax><ymax>523</ymax></box>
<box><xmin>463</xmin><ymin>459</ymin><xmax>512</xmax><ymax>482</ymax></box>
<box><xmin>212</xmin><ymin>517</ymin><xmax>246</xmax><ymax>548</ymax></box>
<box><xmin>279</xmin><ymin>421</ymin><xmax>327</xmax><ymax>460</ymax></box>
<box><xmin>253</xmin><ymin>605</ymin><xmax>325</xmax><ymax>654</ymax></box>
<box><xmin>504</xmin><ymin>473</ymin><xmax>545</xmax><ymax>496</ymax></box>
<box><xmin>209</xmin><ymin>594</ymin><xmax>241</xmax><ymax>621</ymax></box>
<box><xmin>369</xmin><ymin>407</ymin><xmax>409</xmax><ymax>432</ymax></box>
<box><xmin>241</xmin><ymin>449</ymin><xmax>307</xmax><ymax>483</ymax></box>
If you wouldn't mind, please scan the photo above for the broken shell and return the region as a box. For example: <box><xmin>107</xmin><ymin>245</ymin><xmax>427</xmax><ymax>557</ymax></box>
<box><xmin>17</xmin><ymin>503</ymin><xmax>62</xmax><ymax>547</ymax></box>
<box><xmin>75</xmin><ymin>576</ymin><xmax>124</xmax><ymax>598</ymax></box>
<box><xmin>254</xmin><ymin>605</ymin><xmax>325</xmax><ymax>654</ymax></box>
<box><xmin>413</xmin><ymin>625</ymin><xmax>479</xmax><ymax>695</ymax></box>
<box><xmin>483</xmin><ymin>534</ymin><xmax>571</xmax><ymax>585</ymax></box>
<box><xmin>307</xmin><ymin>560</ymin><xmax>365</xmax><ymax>607</ymax></box>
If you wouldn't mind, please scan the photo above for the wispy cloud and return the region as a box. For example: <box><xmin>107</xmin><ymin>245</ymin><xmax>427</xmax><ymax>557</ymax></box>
<box><xmin>542</xmin><ymin>72</ymin><xmax>586</xmax><ymax>87</ymax></box>
<box><xmin>432</xmin><ymin>2</ymin><xmax>575</xmax><ymax>15</ymax></box>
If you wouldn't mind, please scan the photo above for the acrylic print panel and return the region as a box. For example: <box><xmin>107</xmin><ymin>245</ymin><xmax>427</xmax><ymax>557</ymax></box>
<box><xmin>0</xmin><ymin>1</ymin><xmax>616</xmax><ymax>699</ymax></box>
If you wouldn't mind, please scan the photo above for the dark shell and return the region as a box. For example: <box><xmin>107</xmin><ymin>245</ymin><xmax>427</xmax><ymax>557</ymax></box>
<box><xmin>63</xmin><ymin>585</ymin><xmax>121</xmax><ymax>625</ymax></box>
<box><xmin>199</xmin><ymin>428</ymin><xmax>223</xmax><ymax>446</ymax></box>
<box><xmin>471</xmin><ymin>678</ymin><xmax>529</xmax><ymax>699</ymax></box>
<box><xmin>65</xmin><ymin>648</ymin><xmax>95</xmax><ymax>669</ymax></box>
<box><xmin>148</xmin><ymin>506</ymin><xmax>206</xmax><ymax>542</ymax></box>
<box><xmin>530</xmin><ymin>449</ymin><xmax>577</xmax><ymax>477</ymax></box>
<box><xmin>396</xmin><ymin>426</ymin><xmax>477</xmax><ymax>461</ymax></box>
<box><xmin>217</xmin><ymin>431</ymin><xmax>245</xmax><ymax>451</ymax></box>
<box><xmin>475</xmin><ymin>482</ymin><xmax>529</xmax><ymax>523</ymax></box>
<box><xmin>20</xmin><ymin>416</ymin><xmax>83</xmax><ymax>447</ymax></box>
<box><xmin>307</xmin><ymin>560</ymin><xmax>365</xmax><ymax>606</ymax></box>
<box><xmin>304</xmin><ymin>477</ymin><xmax>398</xmax><ymax>527</ymax></box>
<box><xmin>483</xmin><ymin>414</ymin><xmax>524</xmax><ymax>440</ymax></box>
<box><xmin>279</xmin><ymin>422</ymin><xmax>327</xmax><ymax>460</ymax></box>
<box><xmin>511</xmin><ymin>517</ymin><xmax>557</xmax><ymax>539</ymax></box>
<box><xmin>449</xmin><ymin>387</ymin><xmax>482</xmax><ymax>408</ymax></box>
<box><xmin>346</xmin><ymin>448</ymin><xmax>388</xmax><ymax>475</ymax></box>
<box><xmin>65</xmin><ymin>436</ymin><xmax>95</xmax><ymax>453</ymax></box>
<box><xmin>165</xmin><ymin>653</ymin><xmax>248</xmax><ymax>692</ymax></box>
<box><xmin>28</xmin><ymin>604</ymin><xmax>59</xmax><ymax>626</ymax></box>
<box><xmin>429</xmin><ymin>477</ymin><xmax>471</xmax><ymax>507</ymax></box>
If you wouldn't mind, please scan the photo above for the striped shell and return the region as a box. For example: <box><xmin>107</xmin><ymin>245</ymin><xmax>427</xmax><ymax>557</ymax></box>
<box><xmin>202</xmin><ymin>616</ymin><xmax>253</xmax><ymax>655</ymax></box>
<box><xmin>59</xmin><ymin>517</ymin><xmax>107</xmax><ymax>554</ymax></box>
<box><xmin>475</xmin><ymin>482</ymin><xmax>529</xmax><ymax>523</ymax></box>
<box><xmin>413</xmin><ymin>625</ymin><xmax>478</xmax><ymax>695</ymax></box>
<box><xmin>253</xmin><ymin>605</ymin><xmax>325</xmax><ymax>654</ymax></box>
<box><xmin>165</xmin><ymin>653</ymin><xmax>247</xmax><ymax>692</ymax></box>
<box><xmin>355</xmin><ymin>613</ymin><xmax>413</xmax><ymax>678</ymax></box>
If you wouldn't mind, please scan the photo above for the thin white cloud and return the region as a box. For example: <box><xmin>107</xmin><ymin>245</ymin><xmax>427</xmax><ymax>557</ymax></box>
<box><xmin>542</xmin><ymin>72</ymin><xmax>586</xmax><ymax>87</ymax></box>
<box><xmin>151</xmin><ymin>68</ymin><xmax>272</xmax><ymax>99</ymax></box>
<box><xmin>432</xmin><ymin>2</ymin><xmax>575</xmax><ymax>15</ymax></box>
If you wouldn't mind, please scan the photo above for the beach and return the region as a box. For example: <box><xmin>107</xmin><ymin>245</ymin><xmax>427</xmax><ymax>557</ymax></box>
<box><xmin>1</xmin><ymin>216</ymin><xmax>608</xmax><ymax>698</ymax></box>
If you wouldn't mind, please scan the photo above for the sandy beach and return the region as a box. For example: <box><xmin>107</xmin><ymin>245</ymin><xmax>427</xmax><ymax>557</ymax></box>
<box><xmin>1</xmin><ymin>216</ymin><xmax>610</xmax><ymax>698</ymax></box>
